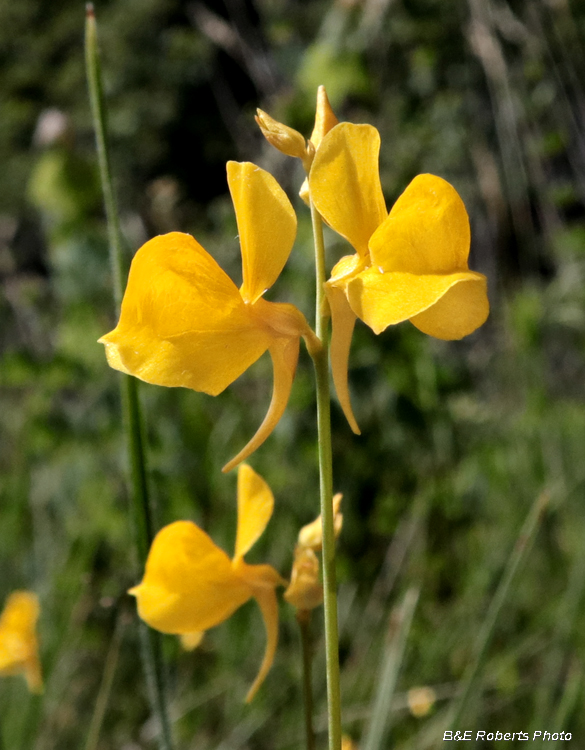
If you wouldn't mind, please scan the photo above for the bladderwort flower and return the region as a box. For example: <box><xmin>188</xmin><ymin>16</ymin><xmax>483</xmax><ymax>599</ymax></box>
<box><xmin>129</xmin><ymin>464</ymin><xmax>286</xmax><ymax>702</ymax></box>
<box><xmin>308</xmin><ymin>122</ymin><xmax>490</xmax><ymax>432</ymax></box>
<box><xmin>100</xmin><ymin>161</ymin><xmax>319</xmax><ymax>472</ymax></box>
<box><xmin>0</xmin><ymin>591</ymin><xmax>43</xmax><ymax>693</ymax></box>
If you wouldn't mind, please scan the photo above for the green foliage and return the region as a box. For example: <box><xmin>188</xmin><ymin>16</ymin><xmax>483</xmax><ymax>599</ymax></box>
<box><xmin>3</xmin><ymin>0</ymin><xmax>585</xmax><ymax>747</ymax></box>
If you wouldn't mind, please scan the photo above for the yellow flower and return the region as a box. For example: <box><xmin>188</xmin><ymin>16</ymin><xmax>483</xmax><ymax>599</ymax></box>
<box><xmin>0</xmin><ymin>591</ymin><xmax>43</xmax><ymax>693</ymax></box>
<box><xmin>100</xmin><ymin>161</ymin><xmax>317</xmax><ymax>473</ymax></box>
<box><xmin>308</xmin><ymin>123</ymin><xmax>490</xmax><ymax>432</ymax></box>
<box><xmin>129</xmin><ymin>464</ymin><xmax>285</xmax><ymax>702</ymax></box>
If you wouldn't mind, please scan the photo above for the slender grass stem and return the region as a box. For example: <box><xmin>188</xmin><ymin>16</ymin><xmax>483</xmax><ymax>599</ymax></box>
<box><xmin>445</xmin><ymin>491</ymin><xmax>549</xmax><ymax>731</ymax></box>
<box><xmin>551</xmin><ymin>658</ymin><xmax>582</xmax><ymax>740</ymax></box>
<box><xmin>85</xmin><ymin>7</ymin><xmax>173</xmax><ymax>749</ymax></box>
<box><xmin>84</xmin><ymin>613</ymin><xmax>126</xmax><ymax>750</ymax></box>
<box><xmin>308</xmin><ymin>200</ymin><xmax>342</xmax><ymax>750</ymax></box>
<box><xmin>362</xmin><ymin>587</ymin><xmax>420</xmax><ymax>750</ymax></box>
<box><xmin>297</xmin><ymin>610</ymin><xmax>316</xmax><ymax>750</ymax></box>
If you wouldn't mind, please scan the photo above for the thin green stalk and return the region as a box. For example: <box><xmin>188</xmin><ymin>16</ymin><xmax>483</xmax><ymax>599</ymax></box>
<box><xmin>551</xmin><ymin>659</ymin><xmax>582</xmax><ymax>741</ymax></box>
<box><xmin>84</xmin><ymin>614</ymin><xmax>126</xmax><ymax>750</ymax></box>
<box><xmin>446</xmin><ymin>491</ymin><xmax>549</xmax><ymax>731</ymax></box>
<box><xmin>85</xmin><ymin>7</ymin><xmax>173</xmax><ymax>749</ymax></box>
<box><xmin>362</xmin><ymin>587</ymin><xmax>420</xmax><ymax>750</ymax></box>
<box><xmin>531</xmin><ymin>539</ymin><xmax>585</xmax><ymax>729</ymax></box>
<box><xmin>297</xmin><ymin>611</ymin><xmax>316</xmax><ymax>750</ymax></box>
<box><xmin>309</xmin><ymin>200</ymin><xmax>342</xmax><ymax>750</ymax></box>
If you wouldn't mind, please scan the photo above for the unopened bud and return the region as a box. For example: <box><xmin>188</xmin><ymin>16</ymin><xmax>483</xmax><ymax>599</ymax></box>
<box><xmin>284</xmin><ymin>546</ymin><xmax>323</xmax><ymax>611</ymax></box>
<box><xmin>298</xmin><ymin>493</ymin><xmax>343</xmax><ymax>551</ymax></box>
<box><xmin>255</xmin><ymin>109</ymin><xmax>310</xmax><ymax>165</ymax></box>
<box><xmin>407</xmin><ymin>686</ymin><xmax>436</xmax><ymax>718</ymax></box>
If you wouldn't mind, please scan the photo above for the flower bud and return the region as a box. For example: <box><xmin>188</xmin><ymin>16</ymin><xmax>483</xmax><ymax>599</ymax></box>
<box><xmin>284</xmin><ymin>546</ymin><xmax>323</xmax><ymax>611</ymax></box>
<box><xmin>407</xmin><ymin>686</ymin><xmax>437</xmax><ymax>718</ymax></box>
<box><xmin>298</xmin><ymin>493</ymin><xmax>343</xmax><ymax>551</ymax></box>
<box><xmin>255</xmin><ymin>109</ymin><xmax>309</xmax><ymax>163</ymax></box>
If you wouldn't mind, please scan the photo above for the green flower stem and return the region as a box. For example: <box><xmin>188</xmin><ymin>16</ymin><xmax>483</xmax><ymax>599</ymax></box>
<box><xmin>85</xmin><ymin>7</ymin><xmax>173</xmax><ymax>750</ymax></box>
<box><xmin>309</xmin><ymin>200</ymin><xmax>342</xmax><ymax>750</ymax></box>
<box><xmin>297</xmin><ymin>611</ymin><xmax>316</xmax><ymax>750</ymax></box>
<box><xmin>446</xmin><ymin>491</ymin><xmax>549</xmax><ymax>730</ymax></box>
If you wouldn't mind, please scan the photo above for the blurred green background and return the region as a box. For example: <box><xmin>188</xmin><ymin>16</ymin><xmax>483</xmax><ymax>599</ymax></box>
<box><xmin>2</xmin><ymin>0</ymin><xmax>585</xmax><ymax>747</ymax></box>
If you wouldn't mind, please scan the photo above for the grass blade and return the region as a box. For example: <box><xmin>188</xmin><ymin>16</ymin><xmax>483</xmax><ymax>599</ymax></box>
<box><xmin>362</xmin><ymin>587</ymin><xmax>420</xmax><ymax>750</ymax></box>
<box><xmin>85</xmin><ymin>6</ymin><xmax>174</xmax><ymax>749</ymax></box>
<box><xmin>445</xmin><ymin>491</ymin><xmax>549</xmax><ymax>731</ymax></box>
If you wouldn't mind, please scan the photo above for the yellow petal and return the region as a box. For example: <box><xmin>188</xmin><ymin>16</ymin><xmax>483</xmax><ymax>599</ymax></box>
<box><xmin>99</xmin><ymin>232</ymin><xmax>272</xmax><ymax>395</ymax></box>
<box><xmin>369</xmin><ymin>174</ymin><xmax>471</xmax><ymax>274</ymax></box>
<box><xmin>410</xmin><ymin>274</ymin><xmax>489</xmax><ymax>339</ymax></box>
<box><xmin>234</xmin><ymin>464</ymin><xmax>274</xmax><ymax>561</ymax></box>
<box><xmin>180</xmin><ymin>631</ymin><xmax>204</xmax><ymax>651</ymax></box>
<box><xmin>222</xmin><ymin>335</ymin><xmax>300</xmax><ymax>472</ymax></box>
<box><xmin>309</xmin><ymin>85</ymin><xmax>339</xmax><ymax>149</ymax></box>
<box><xmin>329</xmin><ymin>252</ymin><xmax>366</xmax><ymax>285</ymax></box>
<box><xmin>0</xmin><ymin>591</ymin><xmax>43</xmax><ymax>694</ymax></box>
<box><xmin>233</xmin><ymin>560</ymin><xmax>287</xmax><ymax>590</ymax></box>
<box><xmin>346</xmin><ymin>266</ymin><xmax>486</xmax><ymax>335</ymax></box>
<box><xmin>309</xmin><ymin>123</ymin><xmax>387</xmax><ymax>256</ymax></box>
<box><xmin>130</xmin><ymin>521</ymin><xmax>252</xmax><ymax>634</ymax></box>
<box><xmin>327</xmin><ymin>284</ymin><xmax>360</xmax><ymax>434</ymax></box>
<box><xmin>245</xmin><ymin>586</ymin><xmax>279</xmax><ymax>702</ymax></box>
<box><xmin>227</xmin><ymin>161</ymin><xmax>297</xmax><ymax>305</ymax></box>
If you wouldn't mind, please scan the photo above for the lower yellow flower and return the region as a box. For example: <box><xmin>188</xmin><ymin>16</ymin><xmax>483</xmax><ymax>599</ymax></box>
<box><xmin>0</xmin><ymin>591</ymin><xmax>43</xmax><ymax>694</ymax></box>
<box><xmin>129</xmin><ymin>464</ymin><xmax>285</xmax><ymax>702</ymax></box>
<box><xmin>100</xmin><ymin>161</ymin><xmax>318</xmax><ymax>473</ymax></box>
<box><xmin>308</xmin><ymin>123</ymin><xmax>489</xmax><ymax>433</ymax></box>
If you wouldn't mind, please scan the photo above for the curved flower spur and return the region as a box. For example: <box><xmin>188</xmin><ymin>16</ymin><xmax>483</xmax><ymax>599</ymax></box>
<box><xmin>128</xmin><ymin>464</ymin><xmax>286</xmax><ymax>702</ymax></box>
<box><xmin>308</xmin><ymin>123</ymin><xmax>490</xmax><ymax>432</ymax></box>
<box><xmin>100</xmin><ymin>161</ymin><xmax>319</xmax><ymax>472</ymax></box>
